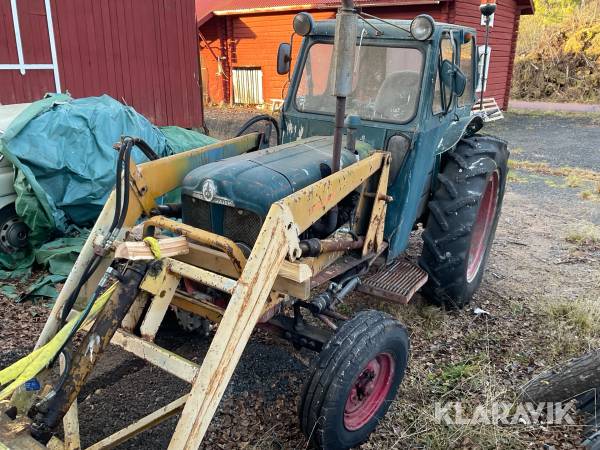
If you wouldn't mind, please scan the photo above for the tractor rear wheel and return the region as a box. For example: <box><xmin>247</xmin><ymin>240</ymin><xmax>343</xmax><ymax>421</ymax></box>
<box><xmin>419</xmin><ymin>136</ymin><xmax>508</xmax><ymax>308</ymax></box>
<box><xmin>0</xmin><ymin>204</ymin><xmax>29</xmax><ymax>253</ymax></box>
<box><xmin>299</xmin><ymin>310</ymin><xmax>409</xmax><ymax>450</ymax></box>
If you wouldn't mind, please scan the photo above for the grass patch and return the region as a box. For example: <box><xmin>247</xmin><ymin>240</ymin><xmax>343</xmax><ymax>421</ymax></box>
<box><xmin>543</xmin><ymin>178</ymin><xmax>563</xmax><ymax>188</ymax></box>
<box><xmin>434</xmin><ymin>361</ymin><xmax>479</xmax><ymax>387</ymax></box>
<box><xmin>566</xmin><ymin>174</ymin><xmax>583</xmax><ymax>187</ymax></box>
<box><xmin>541</xmin><ymin>296</ymin><xmax>600</xmax><ymax>359</ymax></box>
<box><xmin>377</xmin><ymin>355</ymin><xmax>526</xmax><ymax>449</ymax></box>
<box><xmin>508</xmin><ymin>159</ymin><xmax>600</xmax><ymax>183</ymax></box>
<box><xmin>507</xmin><ymin>171</ymin><xmax>529</xmax><ymax>183</ymax></box>
<box><xmin>580</xmin><ymin>183</ymin><xmax>600</xmax><ymax>201</ymax></box>
<box><xmin>566</xmin><ymin>223</ymin><xmax>600</xmax><ymax>249</ymax></box>
<box><xmin>546</xmin><ymin>300</ymin><xmax>600</xmax><ymax>334</ymax></box>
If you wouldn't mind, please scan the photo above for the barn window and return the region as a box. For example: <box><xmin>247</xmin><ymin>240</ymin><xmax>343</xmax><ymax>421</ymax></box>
<box><xmin>232</xmin><ymin>67</ymin><xmax>264</xmax><ymax>105</ymax></box>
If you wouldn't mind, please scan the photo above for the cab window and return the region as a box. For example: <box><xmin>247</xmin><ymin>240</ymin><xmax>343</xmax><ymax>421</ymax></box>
<box><xmin>432</xmin><ymin>32</ymin><xmax>455</xmax><ymax>115</ymax></box>
<box><xmin>458</xmin><ymin>38</ymin><xmax>475</xmax><ymax>107</ymax></box>
<box><xmin>296</xmin><ymin>43</ymin><xmax>424</xmax><ymax>124</ymax></box>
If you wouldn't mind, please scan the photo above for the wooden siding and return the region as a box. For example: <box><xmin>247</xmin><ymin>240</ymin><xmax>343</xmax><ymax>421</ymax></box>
<box><xmin>453</xmin><ymin>0</ymin><xmax>520</xmax><ymax>109</ymax></box>
<box><xmin>0</xmin><ymin>0</ymin><xmax>202</xmax><ymax>128</ymax></box>
<box><xmin>199</xmin><ymin>0</ymin><xmax>522</xmax><ymax>110</ymax></box>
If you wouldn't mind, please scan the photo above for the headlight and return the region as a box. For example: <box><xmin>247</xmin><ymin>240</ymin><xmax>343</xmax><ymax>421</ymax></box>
<box><xmin>410</xmin><ymin>14</ymin><xmax>435</xmax><ymax>41</ymax></box>
<box><xmin>293</xmin><ymin>12</ymin><xmax>314</xmax><ymax>36</ymax></box>
<box><xmin>201</xmin><ymin>179</ymin><xmax>217</xmax><ymax>202</ymax></box>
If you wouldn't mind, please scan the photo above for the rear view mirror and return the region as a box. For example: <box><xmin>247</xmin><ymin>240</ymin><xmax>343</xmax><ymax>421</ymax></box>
<box><xmin>440</xmin><ymin>59</ymin><xmax>467</xmax><ymax>97</ymax></box>
<box><xmin>453</xmin><ymin>68</ymin><xmax>467</xmax><ymax>97</ymax></box>
<box><xmin>277</xmin><ymin>43</ymin><xmax>291</xmax><ymax>75</ymax></box>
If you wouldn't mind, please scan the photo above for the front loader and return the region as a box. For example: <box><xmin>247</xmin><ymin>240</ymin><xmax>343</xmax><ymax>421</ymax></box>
<box><xmin>0</xmin><ymin>1</ymin><xmax>508</xmax><ymax>449</ymax></box>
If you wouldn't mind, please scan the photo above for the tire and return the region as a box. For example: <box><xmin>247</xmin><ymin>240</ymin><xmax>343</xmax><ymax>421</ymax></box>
<box><xmin>419</xmin><ymin>135</ymin><xmax>508</xmax><ymax>308</ymax></box>
<box><xmin>0</xmin><ymin>203</ymin><xmax>29</xmax><ymax>253</ymax></box>
<box><xmin>173</xmin><ymin>308</ymin><xmax>211</xmax><ymax>337</ymax></box>
<box><xmin>299</xmin><ymin>310</ymin><xmax>410</xmax><ymax>450</ymax></box>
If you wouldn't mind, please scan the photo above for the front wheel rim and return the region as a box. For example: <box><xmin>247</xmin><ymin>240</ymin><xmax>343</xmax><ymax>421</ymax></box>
<box><xmin>466</xmin><ymin>171</ymin><xmax>499</xmax><ymax>283</ymax></box>
<box><xmin>343</xmin><ymin>353</ymin><xmax>395</xmax><ymax>431</ymax></box>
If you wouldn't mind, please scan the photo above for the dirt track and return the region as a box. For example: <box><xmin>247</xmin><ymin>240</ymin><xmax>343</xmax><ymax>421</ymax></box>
<box><xmin>1</xmin><ymin>109</ymin><xmax>599</xmax><ymax>449</ymax></box>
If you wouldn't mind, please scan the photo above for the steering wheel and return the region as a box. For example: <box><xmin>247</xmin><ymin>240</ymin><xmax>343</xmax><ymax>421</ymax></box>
<box><xmin>235</xmin><ymin>115</ymin><xmax>281</xmax><ymax>150</ymax></box>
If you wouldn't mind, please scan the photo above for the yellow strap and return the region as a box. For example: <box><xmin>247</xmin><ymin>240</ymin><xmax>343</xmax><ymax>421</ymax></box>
<box><xmin>143</xmin><ymin>236</ymin><xmax>161</xmax><ymax>259</ymax></box>
<box><xmin>0</xmin><ymin>282</ymin><xmax>119</xmax><ymax>400</ymax></box>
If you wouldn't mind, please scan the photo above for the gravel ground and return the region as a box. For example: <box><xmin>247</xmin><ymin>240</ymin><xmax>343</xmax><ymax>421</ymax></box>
<box><xmin>1</xmin><ymin>108</ymin><xmax>599</xmax><ymax>449</ymax></box>
<box><xmin>487</xmin><ymin>111</ymin><xmax>600</xmax><ymax>170</ymax></box>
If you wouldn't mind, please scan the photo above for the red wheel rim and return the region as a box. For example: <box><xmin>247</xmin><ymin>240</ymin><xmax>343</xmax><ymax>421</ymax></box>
<box><xmin>343</xmin><ymin>353</ymin><xmax>395</xmax><ymax>431</ymax></box>
<box><xmin>466</xmin><ymin>171</ymin><xmax>499</xmax><ymax>283</ymax></box>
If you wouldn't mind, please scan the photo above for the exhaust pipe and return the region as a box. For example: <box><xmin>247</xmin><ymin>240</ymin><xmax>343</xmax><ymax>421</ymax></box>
<box><xmin>331</xmin><ymin>0</ymin><xmax>357</xmax><ymax>173</ymax></box>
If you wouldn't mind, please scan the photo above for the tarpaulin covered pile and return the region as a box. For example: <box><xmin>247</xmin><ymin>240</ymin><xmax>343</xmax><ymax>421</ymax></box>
<box><xmin>0</xmin><ymin>94</ymin><xmax>217</xmax><ymax>301</ymax></box>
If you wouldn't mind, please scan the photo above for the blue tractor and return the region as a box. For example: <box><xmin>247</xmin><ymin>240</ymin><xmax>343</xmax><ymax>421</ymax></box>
<box><xmin>0</xmin><ymin>2</ymin><xmax>508</xmax><ymax>449</ymax></box>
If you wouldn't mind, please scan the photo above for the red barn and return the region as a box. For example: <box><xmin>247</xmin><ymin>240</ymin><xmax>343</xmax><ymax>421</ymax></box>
<box><xmin>0</xmin><ymin>0</ymin><xmax>203</xmax><ymax>128</ymax></box>
<box><xmin>198</xmin><ymin>0</ymin><xmax>533</xmax><ymax>110</ymax></box>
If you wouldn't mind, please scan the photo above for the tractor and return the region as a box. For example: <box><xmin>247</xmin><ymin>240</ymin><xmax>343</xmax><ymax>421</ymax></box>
<box><xmin>0</xmin><ymin>2</ymin><xmax>508</xmax><ymax>449</ymax></box>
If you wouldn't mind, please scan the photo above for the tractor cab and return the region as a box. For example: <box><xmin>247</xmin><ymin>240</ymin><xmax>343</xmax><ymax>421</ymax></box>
<box><xmin>280</xmin><ymin>16</ymin><xmax>482</xmax><ymax>258</ymax></box>
<box><xmin>279</xmin><ymin>14</ymin><xmax>478</xmax><ymax>151</ymax></box>
<box><xmin>181</xmin><ymin>14</ymin><xmax>481</xmax><ymax>263</ymax></box>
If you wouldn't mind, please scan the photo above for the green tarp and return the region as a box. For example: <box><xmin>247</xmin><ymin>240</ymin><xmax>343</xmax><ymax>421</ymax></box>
<box><xmin>0</xmin><ymin>94</ymin><xmax>218</xmax><ymax>283</ymax></box>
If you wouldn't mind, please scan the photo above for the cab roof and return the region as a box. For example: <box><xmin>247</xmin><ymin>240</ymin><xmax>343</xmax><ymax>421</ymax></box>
<box><xmin>310</xmin><ymin>17</ymin><xmax>476</xmax><ymax>39</ymax></box>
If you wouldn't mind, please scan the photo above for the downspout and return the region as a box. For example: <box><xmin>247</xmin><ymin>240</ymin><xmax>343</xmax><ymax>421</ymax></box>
<box><xmin>331</xmin><ymin>0</ymin><xmax>357</xmax><ymax>173</ymax></box>
<box><xmin>226</xmin><ymin>16</ymin><xmax>234</xmax><ymax>106</ymax></box>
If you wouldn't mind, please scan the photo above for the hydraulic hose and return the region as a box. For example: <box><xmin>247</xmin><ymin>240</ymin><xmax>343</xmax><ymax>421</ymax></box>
<box><xmin>58</xmin><ymin>137</ymin><xmax>135</xmax><ymax>327</ymax></box>
<box><xmin>31</xmin><ymin>262</ymin><xmax>149</xmax><ymax>444</ymax></box>
<box><xmin>58</xmin><ymin>136</ymin><xmax>158</xmax><ymax>333</ymax></box>
<box><xmin>235</xmin><ymin>114</ymin><xmax>281</xmax><ymax>146</ymax></box>
<box><xmin>47</xmin><ymin>136</ymin><xmax>137</xmax><ymax>410</ymax></box>
<box><xmin>131</xmin><ymin>137</ymin><xmax>160</xmax><ymax>161</ymax></box>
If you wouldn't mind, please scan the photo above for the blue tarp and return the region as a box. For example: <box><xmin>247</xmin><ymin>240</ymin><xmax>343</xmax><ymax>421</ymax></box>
<box><xmin>0</xmin><ymin>94</ymin><xmax>218</xmax><ymax>273</ymax></box>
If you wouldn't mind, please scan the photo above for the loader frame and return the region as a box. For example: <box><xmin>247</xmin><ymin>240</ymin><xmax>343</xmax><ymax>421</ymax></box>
<box><xmin>1</xmin><ymin>134</ymin><xmax>393</xmax><ymax>450</ymax></box>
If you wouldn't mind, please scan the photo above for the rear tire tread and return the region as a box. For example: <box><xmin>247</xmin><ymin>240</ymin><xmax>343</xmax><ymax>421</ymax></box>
<box><xmin>419</xmin><ymin>136</ymin><xmax>509</xmax><ymax>308</ymax></box>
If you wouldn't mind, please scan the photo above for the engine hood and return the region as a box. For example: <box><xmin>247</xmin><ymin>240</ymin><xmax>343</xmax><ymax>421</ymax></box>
<box><xmin>181</xmin><ymin>135</ymin><xmax>365</xmax><ymax>217</ymax></box>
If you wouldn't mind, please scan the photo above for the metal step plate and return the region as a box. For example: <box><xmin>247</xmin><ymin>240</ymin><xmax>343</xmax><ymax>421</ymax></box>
<box><xmin>357</xmin><ymin>259</ymin><xmax>428</xmax><ymax>304</ymax></box>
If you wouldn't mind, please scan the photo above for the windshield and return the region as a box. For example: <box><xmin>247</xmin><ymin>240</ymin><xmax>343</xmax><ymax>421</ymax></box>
<box><xmin>295</xmin><ymin>43</ymin><xmax>423</xmax><ymax>123</ymax></box>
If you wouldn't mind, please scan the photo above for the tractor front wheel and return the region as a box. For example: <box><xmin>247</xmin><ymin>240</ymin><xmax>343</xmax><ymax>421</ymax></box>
<box><xmin>419</xmin><ymin>136</ymin><xmax>508</xmax><ymax>308</ymax></box>
<box><xmin>299</xmin><ymin>310</ymin><xmax>409</xmax><ymax>450</ymax></box>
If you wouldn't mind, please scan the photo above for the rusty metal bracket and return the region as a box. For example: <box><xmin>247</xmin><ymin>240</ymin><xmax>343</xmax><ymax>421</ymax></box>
<box><xmin>143</xmin><ymin>216</ymin><xmax>247</xmax><ymax>274</ymax></box>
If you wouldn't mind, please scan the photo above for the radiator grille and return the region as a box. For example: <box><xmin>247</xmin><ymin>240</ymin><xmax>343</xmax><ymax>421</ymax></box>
<box><xmin>182</xmin><ymin>196</ymin><xmax>263</xmax><ymax>247</ymax></box>
<box><xmin>223</xmin><ymin>208</ymin><xmax>262</xmax><ymax>247</ymax></box>
<box><xmin>182</xmin><ymin>197</ymin><xmax>211</xmax><ymax>232</ymax></box>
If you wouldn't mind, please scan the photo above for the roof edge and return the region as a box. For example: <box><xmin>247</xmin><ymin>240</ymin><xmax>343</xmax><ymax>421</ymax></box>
<box><xmin>209</xmin><ymin>0</ymin><xmax>442</xmax><ymax>18</ymax></box>
<box><xmin>517</xmin><ymin>0</ymin><xmax>534</xmax><ymax>15</ymax></box>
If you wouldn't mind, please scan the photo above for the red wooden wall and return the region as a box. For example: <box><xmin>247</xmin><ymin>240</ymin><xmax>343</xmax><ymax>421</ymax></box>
<box><xmin>0</xmin><ymin>0</ymin><xmax>203</xmax><ymax>128</ymax></box>
<box><xmin>452</xmin><ymin>0</ymin><xmax>521</xmax><ymax>109</ymax></box>
<box><xmin>199</xmin><ymin>0</ymin><xmax>522</xmax><ymax>110</ymax></box>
